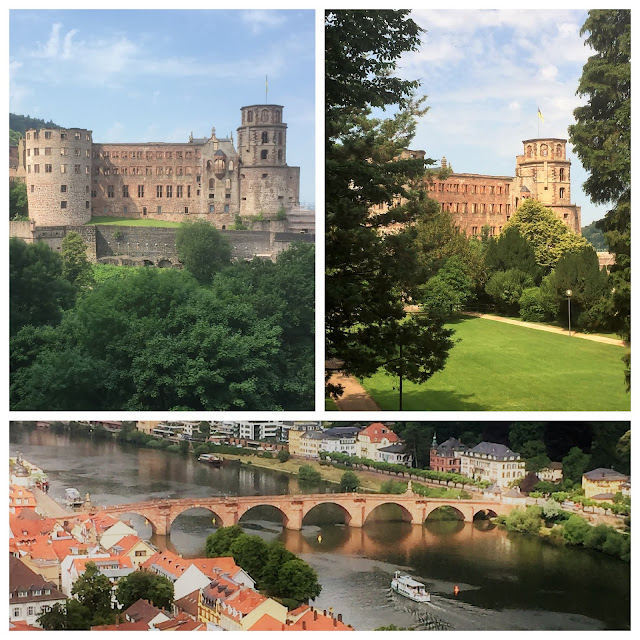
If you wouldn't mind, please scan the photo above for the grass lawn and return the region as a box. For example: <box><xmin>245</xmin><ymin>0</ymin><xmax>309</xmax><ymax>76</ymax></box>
<box><xmin>87</xmin><ymin>216</ymin><xmax>181</xmax><ymax>227</ymax></box>
<box><xmin>361</xmin><ymin>316</ymin><xmax>630</xmax><ymax>411</ymax></box>
<box><xmin>325</xmin><ymin>397</ymin><xmax>338</xmax><ymax>410</ymax></box>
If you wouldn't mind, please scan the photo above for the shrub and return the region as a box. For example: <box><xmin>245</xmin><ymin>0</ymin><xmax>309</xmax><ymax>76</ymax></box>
<box><xmin>519</xmin><ymin>287</ymin><xmax>548</xmax><ymax>322</ymax></box>
<box><xmin>277</xmin><ymin>449</ymin><xmax>290</xmax><ymax>463</ymax></box>
<box><xmin>262</xmin><ymin>451</ymin><xmax>273</xmax><ymax>459</ymax></box>
<box><xmin>298</xmin><ymin>464</ymin><xmax>322</xmax><ymax>483</ymax></box>
<box><xmin>486</xmin><ymin>268</ymin><xmax>534</xmax><ymax>315</ymax></box>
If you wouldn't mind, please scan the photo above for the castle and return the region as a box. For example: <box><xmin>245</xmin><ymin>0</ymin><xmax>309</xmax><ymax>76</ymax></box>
<box><xmin>16</xmin><ymin>104</ymin><xmax>306</xmax><ymax>230</ymax></box>
<box><xmin>384</xmin><ymin>138</ymin><xmax>581</xmax><ymax>236</ymax></box>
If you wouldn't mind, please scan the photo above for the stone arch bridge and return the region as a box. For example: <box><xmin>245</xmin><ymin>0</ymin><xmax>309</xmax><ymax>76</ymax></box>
<box><xmin>102</xmin><ymin>493</ymin><xmax>508</xmax><ymax>537</ymax></box>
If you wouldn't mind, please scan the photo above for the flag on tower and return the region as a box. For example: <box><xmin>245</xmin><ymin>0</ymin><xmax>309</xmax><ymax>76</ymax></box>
<box><xmin>538</xmin><ymin>107</ymin><xmax>544</xmax><ymax>121</ymax></box>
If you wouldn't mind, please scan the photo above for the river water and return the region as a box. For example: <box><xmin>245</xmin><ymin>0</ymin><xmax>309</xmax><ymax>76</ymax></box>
<box><xmin>10</xmin><ymin>426</ymin><xmax>630</xmax><ymax>630</ymax></box>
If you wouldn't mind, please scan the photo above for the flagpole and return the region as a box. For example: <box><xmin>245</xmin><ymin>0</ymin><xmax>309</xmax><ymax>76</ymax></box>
<box><xmin>266</xmin><ymin>75</ymin><xmax>268</xmax><ymax>103</ymax></box>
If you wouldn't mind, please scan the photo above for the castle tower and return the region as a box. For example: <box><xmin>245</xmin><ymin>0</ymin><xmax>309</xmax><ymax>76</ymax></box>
<box><xmin>514</xmin><ymin>138</ymin><xmax>580</xmax><ymax>232</ymax></box>
<box><xmin>237</xmin><ymin>104</ymin><xmax>300</xmax><ymax>216</ymax></box>
<box><xmin>22</xmin><ymin>127</ymin><xmax>93</xmax><ymax>226</ymax></box>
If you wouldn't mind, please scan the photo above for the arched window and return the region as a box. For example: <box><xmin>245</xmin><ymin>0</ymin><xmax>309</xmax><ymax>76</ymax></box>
<box><xmin>229</xmin><ymin>160</ymin><xmax>234</xmax><ymax>171</ymax></box>
<box><xmin>209</xmin><ymin>178</ymin><xmax>214</xmax><ymax>189</ymax></box>
<box><xmin>559</xmin><ymin>187</ymin><xmax>565</xmax><ymax>198</ymax></box>
<box><xmin>556</xmin><ymin>144</ymin><xmax>562</xmax><ymax>157</ymax></box>
<box><xmin>261</xmin><ymin>131</ymin><xmax>268</xmax><ymax>144</ymax></box>
<box><xmin>206</xmin><ymin>160</ymin><xmax>212</xmax><ymax>170</ymax></box>
<box><xmin>274</xmin><ymin>110</ymin><xmax>281</xmax><ymax>123</ymax></box>
<box><xmin>559</xmin><ymin>168</ymin><xmax>565</xmax><ymax>181</ymax></box>
<box><xmin>261</xmin><ymin>150</ymin><xmax>268</xmax><ymax>160</ymax></box>
<box><xmin>225</xmin><ymin>178</ymin><xmax>231</xmax><ymax>189</ymax></box>
<box><xmin>526</xmin><ymin>145</ymin><xmax>532</xmax><ymax>158</ymax></box>
<box><xmin>277</xmin><ymin>150</ymin><xmax>283</xmax><ymax>161</ymax></box>
<box><xmin>247</xmin><ymin>111</ymin><xmax>253</xmax><ymax>123</ymax></box>
<box><xmin>214</xmin><ymin>157</ymin><xmax>225</xmax><ymax>173</ymax></box>
<box><xmin>261</xmin><ymin>109</ymin><xmax>269</xmax><ymax>122</ymax></box>
<box><xmin>540</xmin><ymin>144</ymin><xmax>548</xmax><ymax>157</ymax></box>
<box><xmin>278</xmin><ymin>132</ymin><xmax>283</xmax><ymax>145</ymax></box>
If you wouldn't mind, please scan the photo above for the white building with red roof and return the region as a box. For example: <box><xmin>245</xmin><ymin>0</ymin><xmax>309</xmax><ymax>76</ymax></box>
<box><xmin>355</xmin><ymin>422</ymin><xmax>400</xmax><ymax>460</ymax></box>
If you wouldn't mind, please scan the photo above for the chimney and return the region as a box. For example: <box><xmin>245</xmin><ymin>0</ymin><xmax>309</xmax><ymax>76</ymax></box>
<box><xmin>314</xmin><ymin>610</ymin><xmax>318</xmax><ymax>621</ymax></box>
<box><xmin>333</xmin><ymin>618</ymin><xmax>337</xmax><ymax>628</ymax></box>
<box><xmin>323</xmin><ymin>610</ymin><xmax>327</xmax><ymax>617</ymax></box>
<box><xmin>302</xmin><ymin>621</ymin><xmax>307</xmax><ymax>630</ymax></box>
<box><xmin>338</xmin><ymin>614</ymin><xmax>342</xmax><ymax>622</ymax></box>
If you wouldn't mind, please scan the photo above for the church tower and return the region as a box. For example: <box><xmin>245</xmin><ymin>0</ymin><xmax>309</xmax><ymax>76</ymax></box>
<box><xmin>514</xmin><ymin>138</ymin><xmax>581</xmax><ymax>232</ymax></box>
<box><xmin>237</xmin><ymin>105</ymin><xmax>300</xmax><ymax>216</ymax></box>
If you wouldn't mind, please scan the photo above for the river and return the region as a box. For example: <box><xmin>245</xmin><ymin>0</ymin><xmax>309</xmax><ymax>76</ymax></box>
<box><xmin>9</xmin><ymin>425</ymin><xmax>630</xmax><ymax>630</ymax></box>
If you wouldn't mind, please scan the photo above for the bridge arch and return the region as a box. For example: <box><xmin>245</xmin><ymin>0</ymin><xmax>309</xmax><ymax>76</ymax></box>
<box><xmin>237</xmin><ymin>503</ymin><xmax>289</xmax><ymax>529</ymax></box>
<box><xmin>473</xmin><ymin>508</ymin><xmax>498</xmax><ymax>520</ymax></box>
<box><xmin>168</xmin><ymin>505</ymin><xmax>226</xmax><ymax>534</ymax></box>
<box><xmin>363</xmin><ymin>501</ymin><xmax>414</xmax><ymax>525</ymax></box>
<box><xmin>302</xmin><ymin>501</ymin><xmax>352</xmax><ymax>526</ymax></box>
<box><xmin>424</xmin><ymin>504</ymin><xmax>466</xmax><ymax>522</ymax></box>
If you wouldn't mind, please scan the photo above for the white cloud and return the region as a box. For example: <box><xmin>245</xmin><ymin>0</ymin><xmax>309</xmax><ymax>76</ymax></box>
<box><xmin>240</xmin><ymin>10</ymin><xmax>286</xmax><ymax>34</ymax></box>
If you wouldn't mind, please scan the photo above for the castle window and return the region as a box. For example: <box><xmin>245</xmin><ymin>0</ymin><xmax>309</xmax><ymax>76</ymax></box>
<box><xmin>146</xmin><ymin>167</ymin><xmax>152</xmax><ymax>175</ymax></box>
<box><xmin>262</xmin><ymin>173</ymin><xmax>268</xmax><ymax>178</ymax></box>
<box><xmin>75</xmin><ymin>132</ymin><xmax>81</xmax><ymax>140</ymax></box>
<box><xmin>166</xmin><ymin>151</ymin><xmax>172</xmax><ymax>159</ymax></box>
<box><xmin>185</xmin><ymin>151</ymin><xmax>192</xmax><ymax>159</ymax></box>
<box><xmin>138</xmin><ymin>185</ymin><xmax>144</xmax><ymax>198</ymax></box>
<box><xmin>177</xmin><ymin>166</ymin><xmax>183</xmax><ymax>176</ymax></box>
<box><xmin>225</xmin><ymin>193</ymin><xmax>231</xmax><ymax>199</ymax></box>
<box><xmin>556</xmin><ymin>144</ymin><xmax>562</xmax><ymax>157</ymax></box>
<box><xmin>559</xmin><ymin>187</ymin><xmax>565</xmax><ymax>198</ymax></box>
<box><xmin>224</xmin><ymin>204</ymin><xmax>229</xmax><ymax>213</ymax></box>
<box><xmin>176</xmin><ymin>151</ymin><xmax>183</xmax><ymax>159</ymax></box>
<box><xmin>187</xmin><ymin>185</ymin><xmax>191</xmax><ymax>197</ymax></box>
<box><xmin>33</xmin><ymin>164</ymin><xmax>39</xmax><ymax>173</ymax></box>
<box><xmin>86</xmin><ymin>201</ymin><xmax>90</xmax><ymax>208</ymax></box>
<box><xmin>26</xmin><ymin>132</ymin><xmax>30</xmax><ymax>139</ymax></box>
<box><xmin>156</xmin><ymin>151</ymin><xmax>163</xmax><ymax>159</ymax></box>
<box><xmin>275</xmin><ymin>110</ymin><xmax>281</xmax><ymax>123</ymax></box>
<box><xmin>196</xmin><ymin>174</ymin><xmax>201</xmax><ymax>183</ymax></box>
<box><xmin>45</xmin><ymin>147</ymin><xmax>51</xmax><ymax>155</ymax></box>
<box><xmin>157</xmin><ymin>206</ymin><xmax>162</xmax><ymax>214</ymax></box>
<box><xmin>489</xmin><ymin>185</ymin><xmax>494</xmax><ymax>195</ymax></box>
<box><xmin>166</xmin><ymin>185</ymin><xmax>173</xmax><ymax>198</ymax></box>
<box><xmin>75</xmin><ymin>148</ymin><xmax>81</xmax><ymax>156</ymax></box>
<box><xmin>61</xmin><ymin>185</ymin><xmax>67</xmax><ymax>193</ymax></box>
<box><xmin>157</xmin><ymin>167</ymin><xmax>163</xmax><ymax>176</ymax></box>
<box><xmin>44</xmin><ymin>131</ymin><xmax>52</xmax><ymax>139</ymax></box>
<box><xmin>209</xmin><ymin>204</ymin><xmax>215</xmax><ymax>213</ymax></box>
<box><xmin>260</xmin><ymin>150</ymin><xmax>268</xmax><ymax>160</ymax></box>
<box><xmin>526</xmin><ymin>145</ymin><xmax>532</xmax><ymax>158</ymax></box>
<box><xmin>45</xmin><ymin>164</ymin><xmax>52</xmax><ymax>173</ymax></box>
<box><xmin>92</xmin><ymin>190</ymin><xmax>97</xmax><ymax>198</ymax></box>
<box><xmin>27</xmin><ymin>149</ymin><xmax>30</xmax><ymax>156</ymax></box>
<box><xmin>209</xmin><ymin>178</ymin><xmax>215</xmax><ymax>189</ymax></box>
<box><xmin>86</xmin><ymin>166</ymin><xmax>90</xmax><ymax>174</ymax></box>
<box><xmin>261</xmin><ymin>131</ymin><xmax>268</xmax><ymax>144</ymax></box>
<box><xmin>559</xmin><ymin>168</ymin><xmax>565</xmax><ymax>181</ymax></box>
<box><xmin>107</xmin><ymin>185</ymin><xmax>114</xmax><ymax>198</ymax></box>
<box><xmin>506</xmin><ymin>204</ymin><xmax>510</xmax><ymax>214</ymax></box>
<box><xmin>104</xmin><ymin>168</ymin><xmax>110</xmax><ymax>176</ymax></box>
<box><xmin>136</xmin><ymin>151</ymin><xmax>143</xmax><ymax>158</ymax></box>
<box><xmin>113</xmin><ymin>167</ymin><xmax>119</xmax><ymax>175</ymax></box>
<box><xmin>123</xmin><ymin>206</ymin><xmax>128</xmax><ymax>214</ymax></box>
<box><xmin>278</xmin><ymin>132</ymin><xmax>283</xmax><ymax>145</ymax></box>
<box><xmin>540</xmin><ymin>144</ymin><xmax>548</xmax><ymax>157</ymax></box>
<box><xmin>86</xmin><ymin>149</ymin><xmax>90</xmax><ymax>157</ymax></box>
<box><xmin>225</xmin><ymin>178</ymin><xmax>231</xmax><ymax>189</ymax></box>
<box><xmin>34</xmin><ymin>148</ymin><xmax>39</xmax><ymax>156</ymax></box>
<box><xmin>278</xmin><ymin>150</ymin><xmax>283</xmax><ymax>161</ymax></box>
<box><xmin>176</xmin><ymin>185</ymin><xmax>183</xmax><ymax>197</ymax></box>
<box><xmin>185</xmin><ymin>166</ymin><xmax>192</xmax><ymax>175</ymax></box>
<box><xmin>61</xmin><ymin>200</ymin><xmax>67</xmax><ymax>208</ymax></box>
<box><xmin>122</xmin><ymin>151</ymin><xmax>128</xmax><ymax>159</ymax></box>
<box><xmin>564</xmin><ymin>213</ymin><xmax>568</xmax><ymax>219</ymax></box>
<box><xmin>247</xmin><ymin>110</ymin><xmax>254</xmax><ymax>122</ymax></box>
<box><xmin>31</xmin><ymin>184</ymin><xmax>34</xmax><ymax>192</ymax></box>
<box><xmin>261</xmin><ymin>109</ymin><xmax>269</xmax><ymax>122</ymax></box>
<box><xmin>472</xmin><ymin>226</ymin><xmax>478</xmax><ymax>235</ymax></box>
<box><xmin>156</xmin><ymin>185</ymin><xmax>163</xmax><ymax>197</ymax></box>
<box><xmin>229</xmin><ymin>160</ymin><xmax>234</xmax><ymax>171</ymax></box>
<box><xmin>184</xmin><ymin>207</ymin><xmax>188</xmax><ymax>213</ymax></box>
<box><xmin>146</xmin><ymin>152</ymin><xmax>152</xmax><ymax>160</ymax></box>
<box><xmin>123</xmin><ymin>185</ymin><xmax>129</xmax><ymax>197</ymax></box>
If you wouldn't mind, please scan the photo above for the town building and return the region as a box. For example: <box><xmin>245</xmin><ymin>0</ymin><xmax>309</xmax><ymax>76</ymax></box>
<box><xmin>288</xmin><ymin>423</ymin><xmax>323</xmax><ymax>457</ymax></box>
<box><xmin>121</xmin><ymin>598</ymin><xmax>172</xmax><ymax>629</ymax></box>
<box><xmin>537</xmin><ymin>462</ymin><xmax>563</xmax><ymax>483</ymax></box>
<box><xmin>106</xmin><ymin>534</ymin><xmax>156</xmax><ymax>569</ymax></box>
<box><xmin>355</xmin><ymin>423</ymin><xmax>400</xmax><ymax>460</ymax></box>
<box><xmin>9</xmin><ymin>556</ymin><xmax>66</xmax><ymax>628</ymax></box>
<box><xmin>316</xmin><ymin>426</ymin><xmax>362</xmax><ymax>456</ymax></box>
<box><xmin>17</xmin><ymin>104</ymin><xmax>303</xmax><ymax>229</ymax></box>
<box><xmin>459</xmin><ymin>442</ymin><xmax>525</xmax><ymax>488</ymax></box>
<box><xmin>377</xmin><ymin>443</ymin><xmax>413</xmax><ymax>466</ymax></box>
<box><xmin>582</xmin><ymin>468</ymin><xmax>630</xmax><ymax>500</ymax></box>
<box><xmin>9</xmin><ymin>485</ymin><xmax>37</xmax><ymax>514</ymax></box>
<box><xmin>429</xmin><ymin>435</ymin><xmax>469</xmax><ymax>473</ymax></box>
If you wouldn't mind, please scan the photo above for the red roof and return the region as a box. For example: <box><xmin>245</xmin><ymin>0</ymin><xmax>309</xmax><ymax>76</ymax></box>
<box><xmin>359</xmin><ymin>422</ymin><xmax>399</xmax><ymax>444</ymax></box>
<box><xmin>287</xmin><ymin>608</ymin><xmax>353</xmax><ymax>631</ymax></box>
<box><xmin>10</xmin><ymin>620</ymin><xmax>44</xmax><ymax>631</ymax></box>
<box><xmin>248</xmin><ymin>614</ymin><xmax>285</xmax><ymax>631</ymax></box>
<box><xmin>91</xmin><ymin>621</ymin><xmax>149</xmax><ymax>631</ymax></box>
<box><xmin>142</xmin><ymin>550</ymin><xmax>242</xmax><ymax>581</ymax></box>
<box><xmin>154</xmin><ymin>613</ymin><xmax>203</xmax><ymax>631</ymax></box>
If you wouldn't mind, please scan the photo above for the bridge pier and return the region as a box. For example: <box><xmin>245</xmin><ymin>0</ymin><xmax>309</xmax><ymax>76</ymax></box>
<box><xmin>347</xmin><ymin>501</ymin><xmax>365</xmax><ymax>528</ymax></box>
<box><xmin>284</xmin><ymin>503</ymin><xmax>303</xmax><ymax>530</ymax></box>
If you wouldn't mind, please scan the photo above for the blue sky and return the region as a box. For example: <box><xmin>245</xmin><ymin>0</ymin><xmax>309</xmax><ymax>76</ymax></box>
<box><xmin>399</xmin><ymin>9</ymin><xmax>610</xmax><ymax>226</ymax></box>
<box><xmin>9</xmin><ymin>9</ymin><xmax>316</xmax><ymax>206</ymax></box>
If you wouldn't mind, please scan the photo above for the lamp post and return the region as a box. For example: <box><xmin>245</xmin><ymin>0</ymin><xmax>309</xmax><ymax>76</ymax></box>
<box><xmin>566</xmin><ymin>289</ymin><xmax>572</xmax><ymax>337</ymax></box>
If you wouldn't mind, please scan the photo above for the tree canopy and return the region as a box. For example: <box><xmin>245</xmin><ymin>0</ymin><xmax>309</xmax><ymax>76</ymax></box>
<box><xmin>71</xmin><ymin>562</ymin><xmax>113</xmax><ymax>619</ymax></box>
<box><xmin>325</xmin><ymin>10</ymin><xmax>454</xmax><ymax>394</ymax></box>
<box><xmin>115</xmin><ymin>569</ymin><xmax>174</xmax><ymax>610</ymax></box>
<box><xmin>10</xmin><ymin>181</ymin><xmax>28</xmax><ymax>220</ymax></box>
<box><xmin>61</xmin><ymin>232</ymin><xmax>94</xmax><ymax>289</ymax></box>
<box><xmin>568</xmin><ymin>9</ymin><xmax>630</xmax><ymax>387</ymax></box>
<box><xmin>175</xmin><ymin>219</ymin><xmax>232</xmax><ymax>284</ymax></box>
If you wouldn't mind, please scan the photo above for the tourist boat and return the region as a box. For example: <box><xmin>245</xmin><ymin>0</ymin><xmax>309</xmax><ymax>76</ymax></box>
<box><xmin>198</xmin><ymin>453</ymin><xmax>222</xmax><ymax>466</ymax></box>
<box><xmin>391</xmin><ymin>571</ymin><xmax>431</xmax><ymax>602</ymax></box>
<box><xmin>65</xmin><ymin>488</ymin><xmax>83</xmax><ymax>507</ymax></box>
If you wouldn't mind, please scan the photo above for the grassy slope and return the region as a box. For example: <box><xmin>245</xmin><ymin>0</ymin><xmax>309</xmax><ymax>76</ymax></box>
<box><xmin>87</xmin><ymin>216</ymin><xmax>181</xmax><ymax>227</ymax></box>
<box><xmin>361</xmin><ymin>316</ymin><xmax>629</xmax><ymax>411</ymax></box>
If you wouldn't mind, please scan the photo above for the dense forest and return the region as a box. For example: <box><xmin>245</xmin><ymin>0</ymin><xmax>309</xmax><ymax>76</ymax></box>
<box><xmin>10</xmin><ymin>113</ymin><xmax>63</xmax><ymax>136</ymax></box>
<box><xmin>581</xmin><ymin>220</ymin><xmax>607</xmax><ymax>251</ymax></box>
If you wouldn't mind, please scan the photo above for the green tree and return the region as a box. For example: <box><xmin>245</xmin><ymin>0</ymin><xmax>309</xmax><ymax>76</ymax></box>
<box><xmin>61</xmin><ymin>232</ymin><xmax>94</xmax><ymax>289</ymax></box>
<box><xmin>298</xmin><ymin>464</ymin><xmax>322</xmax><ymax>484</ymax></box>
<box><xmin>197</xmin><ymin>421</ymin><xmax>210</xmax><ymax>441</ymax></box>
<box><xmin>10</xmin><ymin>180</ymin><xmax>29</xmax><ymax>220</ymax></box>
<box><xmin>505</xmin><ymin>199</ymin><xmax>589</xmax><ymax>270</ymax></box>
<box><xmin>277</xmin><ymin>449</ymin><xmax>290</xmax><ymax>463</ymax></box>
<box><xmin>205</xmin><ymin>525</ymin><xmax>245</xmax><ymax>557</ymax></box>
<box><xmin>521</xmin><ymin>440</ymin><xmax>551</xmax><ymax>473</ymax></box>
<box><xmin>549</xmin><ymin>246</ymin><xmax>611</xmax><ymax>331</ymax></box>
<box><xmin>71</xmin><ymin>562</ymin><xmax>113</xmax><ymax>619</ymax></box>
<box><xmin>484</xmin><ymin>226</ymin><xmax>539</xmax><ymax>280</ymax></box>
<box><xmin>518</xmin><ymin>287</ymin><xmax>556</xmax><ymax>323</ymax></box>
<box><xmin>581</xmin><ymin>220</ymin><xmax>607</xmax><ymax>251</ymax></box>
<box><xmin>275</xmin><ymin>558</ymin><xmax>321</xmax><ymax>604</ymax></box>
<box><xmin>561</xmin><ymin>446</ymin><xmax>591</xmax><ymax>484</ymax></box>
<box><xmin>419</xmin><ymin>256</ymin><xmax>472</xmax><ymax>317</ymax></box>
<box><xmin>541</xmin><ymin>499</ymin><xmax>563</xmax><ymax>521</ymax></box>
<box><xmin>10</xmin><ymin>129</ymin><xmax>22</xmax><ymax>146</ymax></box>
<box><xmin>325</xmin><ymin>10</ymin><xmax>454</xmax><ymax>396</ymax></box>
<box><xmin>568</xmin><ymin>10</ymin><xmax>630</xmax><ymax>388</ymax></box>
<box><xmin>339</xmin><ymin>470</ymin><xmax>360</xmax><ymax>492</ymax></box>
<box><xmin>504</xmin><ymin>507</ymin><xmax>543</xmax><ymax>534</ymax></box>
<box><xmin>562</xmin><ymin>514</ymin><xmax>591</xmax><ymax>545</ymax></box>
<box><xmin>485</xmin><ymin>268</ymin><xmax>534</xmax><ymax>315</ymax></box>
<box><xmin>260</xmin><ymin>541</ymin><xmax>296</xmax><ymax>594</ymax></box>
<box><xmin>115</xmin><ymin>569</ymin><xmax>174</xmax><ymax>610</ymax></box>
<box><xmin>175</xmin><ymin>219</ymin><xmax>232</xmax><ymax>284</ymax></box>
<box><xmin>10</xmin><ymin>238</ymin><xmax>77</xmax><ymax>335</ymax></box>
<box><xmin>37</xmin><ymin>600</ymin><xmax>91</xmax><ymax>631</ymax></box>
<box><xmin>509</xmin><ymin>422</ymin><xmax>545</xmax><ymax>452</ymax></box>
<box><xmin>229</xmin><ymin>535</ymin><xmax>269</xmax><ymax>581</ymax></box>
<box><xmin>615</xmin><ymin>430</ymin><xmax>631</xmax><ymax>474</ymax></box>
<box><xmin>583</xmin><ymin>523</ymin><xmax>611</xmax><ymax>551</ymax></box>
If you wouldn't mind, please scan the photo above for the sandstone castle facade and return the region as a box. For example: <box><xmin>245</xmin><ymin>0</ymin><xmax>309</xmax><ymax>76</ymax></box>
<box><xmin>389</xmin><ymin>138</ymin><xmax>581</xmax><ymax>236</ymax></box>
<box><xmin>17</xmin><ymin>104</ymin><xmax>303</xmax><ymax>230</ymax></box>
